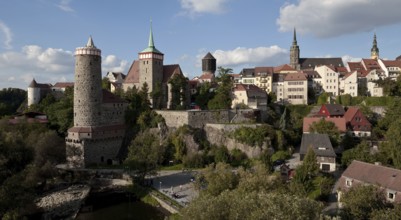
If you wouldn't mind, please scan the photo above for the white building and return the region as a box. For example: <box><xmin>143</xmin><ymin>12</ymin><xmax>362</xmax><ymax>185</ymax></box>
<box><xmin>283</xmin><ymin>72</ymin><xmax>308</xmax><ymax>105</ymax></box>
<box><xmin>339</xmin><ymin>71</ymin><xmax>358</xmax><ymax>96</ymax></box>
<box><xmin>315</xmin><ymin>65</ymin><xmax>339</xmax><ymax>96</ymax></box>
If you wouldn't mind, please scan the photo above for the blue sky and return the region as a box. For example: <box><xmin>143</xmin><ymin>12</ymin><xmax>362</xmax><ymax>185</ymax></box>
<box><xmin>2</xmin><ymin>0</ymin><xmax>401</xmax><ymax>89</ymax></box>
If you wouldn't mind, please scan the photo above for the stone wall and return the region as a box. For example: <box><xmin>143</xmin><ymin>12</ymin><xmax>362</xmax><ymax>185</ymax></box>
<box><xmin>204</xmin><ymin>123</ymin><xmax>266</xmax><ymax>158</ymax></box>
<box><xmin>156</xmin><ymin>109</ymin><xmax>259</xmax><ymax>129</ymax></box>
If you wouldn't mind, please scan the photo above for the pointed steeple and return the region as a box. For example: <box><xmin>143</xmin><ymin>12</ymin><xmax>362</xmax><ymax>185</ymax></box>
<box><xmin>28</xmin><ymin>78</ymin><xmax>38</xmax><ymax>88</ymax></box>
<box><xmin>141</xmin><ymin>19</ymin><xmax>162</xmax><ymax>54</ymax></box>
<box><xmin>86</xmin><ymin>36</ymin><xmax>96</xmax><ymax>48</ymax></box>
<box><xmin>371</xmin><ymin>33</ymin><xmax>379</xmax><ymax>59</ymax></box>
<box><xmin>292</xmin><ymin>28</ymin><xmax>298</xmax><ymax>46</ymax></box>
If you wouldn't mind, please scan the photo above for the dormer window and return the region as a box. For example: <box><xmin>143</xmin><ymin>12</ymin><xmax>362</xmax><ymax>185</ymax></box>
<box><xmin>387</xmin><ymin>191</ymin><xmax>396</xmax><ymax>201</ymax></box>
<box><xmin>346</xmin><ymin>179</ymin><xmax>353</xmax><ymax>187</ymax></box>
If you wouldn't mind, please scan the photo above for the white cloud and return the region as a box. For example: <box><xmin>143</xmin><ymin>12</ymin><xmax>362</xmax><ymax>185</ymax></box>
<box><xmin>0</xmin><ymin>20</ymin><xmax>12</xmax><ymax>49</ymax></box>
<box><xmin>277</xmin><ymin>0</ymin><xmax>401</xmax><ymax>38</ymax></box>
<box><xmin>0</xmin><ymin>45</ymin><xmax>128</xmax><ymax>89</ymax></box>
<box><xmin>342</xmin><ymin>55</ymin><xmax>362</xmax><ymax>64</ymax></box>
<box><xmin>102</xmin><ymin>55</ymin><xmax>129</xmax><ymax>73</ymax></box>
<box><xmin>57</xmin><ymin>0</ymin><xmax>75</xmax><ymax>12</ymax></box>
<box><xmin>179</xmin><ymin>0</ymin><xmax>229</xmax><ymax>16</ymax></box>
<box><xmin>202</xmin><ymin>46</ymin><xmax>288</xmax><ymax>69</ymax></box>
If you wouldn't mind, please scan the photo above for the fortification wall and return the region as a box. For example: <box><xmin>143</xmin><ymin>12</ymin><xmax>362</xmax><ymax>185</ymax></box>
<box><xmin>204</xmin><ymin>123</ymin><xmax>266</xmax><ymax>158</ymax></box>
<box><xmin>155</xmin><ymin>110</ymin><xmax>190</xmax><ymax>128</ymax></box>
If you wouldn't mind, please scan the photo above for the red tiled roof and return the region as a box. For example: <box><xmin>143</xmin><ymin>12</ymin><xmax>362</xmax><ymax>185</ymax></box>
<box><xmin>199</xmin><ymin>72</ymin><xmax>214</xmax><ymax>80</ymax></box>
<box><xmin>255</xmin><ymin>66</ymin><xmax>274</xmax><ymax>76</ymax></box>
<box><xmin>303</xmin><ymin>117</ymin><xmax>347</xmax><ymax>133</ymax></box>
<box><xmin>274</xmin><ymin>64</ymin><xmax>295</xmax><ymax>72</ymax></box>
<box><xmin>284</xmin><ymin>72</ymin><xmax>307</xmax><ymax>81</ymax></box>
<box><xmin>53</xmin><ymin>82</ymin><xmax>74</xmax><ymax>88</ymax></box>
<box><xmin>342</xmin><ymin>160</ymin><xmax>401</xmax><ymax>192</ymax></box>
<box><xmin>124</xmin><ymin>60</ymin><xmax>140</xmax><ymax>83</ymax></box>
<box><xmin>344</xmin><ymin>107</ymin><xmax>359</xmax><ymax>122</ymax></box>
<box><xmin>381</xmin><ymin>59</ymin><xmax>401</xmax><ymax>68</ymax></box>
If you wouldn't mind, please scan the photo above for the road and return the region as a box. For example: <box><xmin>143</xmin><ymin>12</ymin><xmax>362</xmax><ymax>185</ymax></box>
<box><xmin>152</xmin><ymin>170</ymin><xmax>199</xmax><ymax>206</ymax></box>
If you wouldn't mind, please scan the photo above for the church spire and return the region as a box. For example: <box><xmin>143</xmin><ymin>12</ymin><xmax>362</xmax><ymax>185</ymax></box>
<box><xmin>371</xmin><ymin>33</ymin><xmax>379</xmax><ymax>59</ymax></box>
<box><xmin>292</xmin><ymin>28</ymin><xmax>297</xmax><ymax>46</ymax></box>
<box><xmin>141</xmin><ymin>19</ymin><xmax>162</xmax><ymax>54</ymax></box>
<box><xmin>290</xmin><ymin>28</ymin><xmax>300</xmax><ymax>70</ymax></box>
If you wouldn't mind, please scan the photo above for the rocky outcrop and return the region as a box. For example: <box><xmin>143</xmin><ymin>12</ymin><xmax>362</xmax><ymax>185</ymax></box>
<box><xmin>204</xmin><ymin>124</ymin><xmax>267</xmax><ymax>158</ymax></box>
<box><xmin>35</xmin><ymin>184</ymin><xmax>91</xmax><ymax>220</ymax></box>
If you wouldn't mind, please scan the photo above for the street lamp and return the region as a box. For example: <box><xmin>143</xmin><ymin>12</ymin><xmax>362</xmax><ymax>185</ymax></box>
<box><xmin>159</xmin><ymin>181</ymin><xmax>162</xmax><ymax>190</ymax></box>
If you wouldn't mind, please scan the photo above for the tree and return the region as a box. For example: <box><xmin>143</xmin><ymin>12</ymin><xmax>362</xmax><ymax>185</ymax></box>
<box><xmin>208</xmin><ymin>67</ymin><xmax>233</xmax><ymax>110</ymax></box>
<box><xmin>195</xmin><ymin>162</ymin><xmax>238</xmax><ymax>196</ymax></box>
<box><xmin>381</xmin><ymin>117</ymin><xmax>401</xmax><ymax>169</ymax></box>
<box><xmin>195</xmin><ymin>82</ymin><xmax>213</xmax><ymax>109</ymax></box>
<box><xmin>341</xmin><ymin>141</ymin><xmax>373</xmax><ymax>167</ymax></box>
<box><xmin>168</xmin><ymin>74</ymin><xmax>188</xmax><ymax>110</ymax></box>
<box><xmin>151</xmin><ymin>82</ymin><xmax>162</xmax><ymax>110</ymax></box>
<box><xmin>125</xmin><ymin>130</ymin><xmax>165</xmax><ymax>184</ymax></box>
<box><xmin>0</xmin><ymin>88</ymin><xmax>26</xmax><ymax>117</ymax></box>
<box><xmin>309</xmin><ymin>119</ymin><xmax>340</xmax><ymax>147</ymax></box>
<box><xmin>340</xmin><ymin>185</ymin><xmax>389</xmax><ymax>219</ymax></box>
<box><xmin>102</xmin><ymin>77</ymin><xmax>111</xmax><ymax>90</ymax></box>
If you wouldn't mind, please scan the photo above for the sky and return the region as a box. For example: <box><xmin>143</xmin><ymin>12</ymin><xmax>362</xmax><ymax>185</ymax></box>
<box><xmin>2</xmin><ymin>0</ymin><xmax>401</xmax><ymax>89</ymax></box>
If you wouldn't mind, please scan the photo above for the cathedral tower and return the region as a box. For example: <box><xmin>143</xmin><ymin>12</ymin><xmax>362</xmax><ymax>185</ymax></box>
<box><xmin>290</xmin><ymin>28</ymin><xmax>300</xmax><ymax>70</ymax></box>
<box><xmin>139</xmin><ymin>21</ymin><xmax>164</xmax><ymax>99</ymax></box>
<box><xmin>202</xmin><ymin>52</ymin><xmax>216</xmax><ymax>75</ymax></box>
<box><xmin>371</xmin><ymin>33</ymin><xmax>379</xmax><ymax>60</ymax></box>
<box><xmin>73</xmin><ymin>36</ymin><xmax>103</xmax><ymax>127</ymax></box>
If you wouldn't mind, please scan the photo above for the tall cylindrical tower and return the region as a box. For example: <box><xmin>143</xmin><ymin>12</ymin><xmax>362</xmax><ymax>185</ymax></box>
<box><xmin>73</xmin><ymin>37</ymin><xmax>103</xmax><ymax>127</ymax></box>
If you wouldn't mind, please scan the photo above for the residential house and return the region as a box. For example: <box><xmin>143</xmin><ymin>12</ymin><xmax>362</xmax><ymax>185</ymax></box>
<box><xmin>317</xmin><ymin>104</ymin><xmax>345</xmax><ymax>118</ymax></box>
<box><xmin>231</xmin><ymin>84</ymin><xmax>268</xmax><ymax>110</ymax></box>
<box><xmin>106</xmin><ymin>72</ymin><xmax>126</xmax><ymax>93</ymax></box>
<box><xmin>344</xmin><ymin>107</ymin><xmax>372</xmax><ymax>137</ymax></box>
<box><xmin>338</xmin><ymin>160</ymin><xmax>401</xmax><ymax>205</ymax></box>
<box><xmin>300</xmin><ymin>133</ymin><xmax>336</xmax><ymax>172</ymax></box>
<box><xmin>283</xmin><ymin>72</ymin><xmax>308</xmax><ymax>105</ymax></box>
<box><xmin>303</xmin><ymin>70</ymin><xmax>323</xmax><ymax>94</ymax></box>
<box><xmin>315</xmin><ymin>65</ymin><xmax>339</xmax><ymax>96</ymax></box>
<box><xmin>378</xmin><ymin>59</ymin><xmax>401</xmax><ymax>80</ymax></box>
<box><xmin>272</xmin><ymin>73</ymin><xmax>285</xmax><ymax>102</ymax></box>
<box><xmin>239</xmin><ymin>68</ymin><xmax>256</xmax><ymax>85</ymax></box>
<box><xmin>339</xmin><ymin>71</ymin><xmax>358</xmax><ymax>97</ymax></box>
<box><xmin>254</xmin><ymin>67</ymin><xmax>273</xmax><ymax>93</ymax></box>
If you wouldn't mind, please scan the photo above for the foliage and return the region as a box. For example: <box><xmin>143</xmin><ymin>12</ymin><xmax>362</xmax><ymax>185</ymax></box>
<box><xmin>125</xmin><ymin>130</ymin><xmax>165</xmax><ymax>183</ymax></box>
<box><xmin>380</xmin><ymin>117</ymin><xmax>401</xmax><ymax>169</ymax></box>
<box><xmin>230</xmin><ymin>125</ymin><xmax>275</xmax><ymax>147</ymax></box>
<box><xmin>168</xmin><ymin>74</ymin><xmax>188</xmax><ymax>110</ymax></box>
<box><xmin>341</xmin><ymin>141</ymin><xmax>373</xmax><ymax>167</ymax></box>
<box><xmin>0</xmin><ymin>88</ymin><xmax>26</xmax><ymax>117</ymax></box>
<box><xmin>151</xmin><ymin>82</ymin><xmax>163</xmax><ymax>109</ymax></box>
<box><xmin>194</xmin><ymin>162</ymin><xmax>239</xmax><ymax>196</ymax></box>
<box><xmin>207</xmin><ymin>67</ymin><xmax>233</xmax><ymax>110</ymax></box>
<box><xmin>102</xmin><ymin>77</ymin><xmax>111</xmax><ymax>90</ymax></box>
<box><xmin>340</xmin><ymin>185</ymin><xmax>389</xmax><ymax>220</ymax></box>
<box><xmin>183</xmin><ymin>189</ymin><xmax>322</xmax><ymax>220</ymax></box>
<box><xmin>309</xmin><ymin>118</ymin><xmax>340</xmax><ymax>147</ymax></box>
<box><xmin>317</xmin><ymin>92</ymin><xmax>330</xmax><ymax>105</ymax></box>
<box><xmin>370</xmin><ymin>204</ymin><xmax>401</xmax><ymax>220</ymax></box>
<box><xmin>194</xmin><ymin>82</ymin><xmax>214</xmax><ymax>110</ymax></box>
<box><xmin>271</xmin><ymin>150</ymin><xmax>291</xmax><ymax>163</ymax></box>
<box><xmin>336</xmin><ymin>94</ymin><xmax>352</xmax><ymax>106</ymax></box>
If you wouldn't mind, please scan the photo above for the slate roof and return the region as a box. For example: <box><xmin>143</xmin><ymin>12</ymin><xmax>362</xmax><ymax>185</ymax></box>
<box><xmin>234</xmin><ymin>84</ymin><xmax>267</xmax><ymax>98</ymax></box>
<box><xmin>203</xmin><ymin>52</ymin><xmax>215</xmax><ymax>60</ymax></box>
<box><xmin>322</xmin><ymin>104</ymin><xmax>345</xmax><ymax>116</ymax></box>
<box><xmin>240</xmin><ymin>68</ymin><xmax>255</xmax><ymax>77</ymax></box>
<box><xmin>342</xmin><ymin>160</ymin><xmax>401</xmax><ymax>192</ymax></box>
<box><xmin>28</xmin><ymin>79</ymin><xmax>52</xmax><ymax>89</ymax></box>
<box><xmin>303</xmin><ymin>70</ymin><xmax>321</xmax><ymax>79</ymax></box>
<box><xmin>299</xmin><ymin>58</ymin><xmax>344</xmax><ymax>70</ymax></box>
<box><xmin>300</xmin><ymin>133</ymin><xmax>336</xmax><ymax>157</ymax></box>
<box><xmin>254</xmin><ymin>67</ymin><xmax>274</xmax><ymax>76</ymax></box>
<box><xmin>272</xmin><ymin>73</ymin><xmax>286</xmax><ymax>82</ymax></box>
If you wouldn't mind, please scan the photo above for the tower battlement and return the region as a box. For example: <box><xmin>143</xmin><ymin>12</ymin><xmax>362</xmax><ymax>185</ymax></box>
<box><xmin>75</xmin><ymin>47</ymin><xmax>101</xmax><ymax>56</ymax></box>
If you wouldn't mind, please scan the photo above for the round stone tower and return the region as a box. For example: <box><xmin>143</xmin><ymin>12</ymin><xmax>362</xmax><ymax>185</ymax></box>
<box><xmin>73</xmin><ymin>37</ymin><xmax>103</xmax><ymax>127</ymax></box>
<box><xmin>27</xmin><ymin>79</ymin><xmax>41</xmax><ymax>106</ymax></box>
<box><xmin>202</xmin><ymin>52</ymin><xmax>216</xmax><ymax>74</ymax></box>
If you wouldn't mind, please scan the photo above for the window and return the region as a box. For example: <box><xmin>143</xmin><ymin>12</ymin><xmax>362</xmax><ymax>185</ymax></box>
<box><xmin>346</xmin><ymin>179</ymin><xmax>352</xmax><ymax>187</ymax></box>
<box><xmin>388</xmin><ymin>191</ymin><xmax>395</xmax><ymax>201</ymax></box>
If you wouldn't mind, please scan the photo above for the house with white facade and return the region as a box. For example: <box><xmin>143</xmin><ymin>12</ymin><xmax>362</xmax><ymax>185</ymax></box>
<box><xmin>283</xmin><ymin>72</ymin><xmax>308</xmax><ymax>105</ymax></box>
<box><xmin>339</xmin><ymin>71</ymin><xmax>358</xmax><ymax>97</ymax></box>
<box><xmin>315</xmin><ymin>65</ymin><xmax>339</xmax><ymax>96</ymax></box>
<box><xmin>231</xmin><ymin>84</ymin><xmax>268</xmax><ymax>110</ymax></box>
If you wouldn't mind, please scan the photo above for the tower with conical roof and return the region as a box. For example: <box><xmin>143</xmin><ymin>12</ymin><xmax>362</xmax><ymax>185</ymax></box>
<box><xmin>202</xmin><ymin>52</ymin><xmax>216</xmax><ymax>75</ymax></box>
<box><xmin>73</xmin><ymin>36</ymin><xmax>103</xmax><ymax>127</ymax></box>
<box><xmin>371</xmin><ymin>33</ymin><xmax>379</xmax><ymax>60</ymax></box>
<box><xmin>290</xmin><ymin>28</ymin><xmax>300</xmax><ymax>70</ymax></box>
<box><xmin>138</xmin><ymin>20</ymin><xmax>164</xmax><ymax>103</ymax></box>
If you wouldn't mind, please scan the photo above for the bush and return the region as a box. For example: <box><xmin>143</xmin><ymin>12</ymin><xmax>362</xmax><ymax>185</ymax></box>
<box><xmin>183</xmin><ymin>154</ymin><xmax>205</xmax><ymax>168</ymax></box>
<box><xmin>271</xmin><ymin>150</ymin><xmax>291</xmax><ymax>162</ymax></box>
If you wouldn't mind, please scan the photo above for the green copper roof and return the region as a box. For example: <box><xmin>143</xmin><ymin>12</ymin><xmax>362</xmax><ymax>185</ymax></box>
<box><xmin>141</xmin><ymin>21</ymin><xmax>162</xmax><ymax>54</ymax></box>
